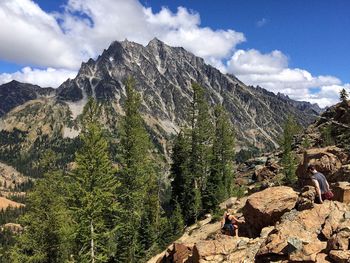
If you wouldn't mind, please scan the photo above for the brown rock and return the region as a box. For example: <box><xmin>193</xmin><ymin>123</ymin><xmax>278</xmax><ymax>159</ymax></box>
<box><xmin>296</xmin><ymin>186</ymin><xmax>316</xmax><ymax>211</ymax></box>
<box><xmin>157</xmin><ymin>243</ymin><xmax>193</xmax><ymax>263</ymax></box>
<box><xmin>192</xmin><ymin>235</ymin><xmax>239</xmax><ymax>262</ymax></box>
<box><xmin>327</xmin><ymin>229</ymin><xmax>350</xmax><ymax>251</ymax></box>
<box><xmin>333</xmin><ymin>182</ymin><xmax>350</xmax><ymax>204</ymax></box>
<box><xmin>257</xmin><ymin>202</ymin><xmax>349</xmax><ymax>262</ymax></box>
<box><xmin>243</xmin><ymin>186</ymin><xmax>298</xmax><ymax>236</ymax></box>
<box><xmin>329</xmin><ymin>250</ymin><xmax>350</xmax><ymax>263</ymax></box>
<box><xmin>254</xmin><ymin>166</ymin><xmax>276</xmax><ymax>182</ymax></box>
<box><xmin>315</xmin><ymin>253</ymin><xmax>331</xmax><ymax>263</ymax></box>
<box><xmin>297</xmin><ymin>147</ymin><xmax>343</xmax><ymax>184</ymax></box>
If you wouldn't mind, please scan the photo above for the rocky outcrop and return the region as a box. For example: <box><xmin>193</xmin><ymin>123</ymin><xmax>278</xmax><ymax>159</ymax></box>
<box><xmin>242</xmin><ymin>186</ymin><xmax>298</xmax><ymax>236</ymax></box>
<box><xmin>192</xmin><ymin>235</ymin><xmax>262</xmax><ymax>263</ymax></box>
<box><xmin>329</xmin><ymin>250</ymin><xmax>350</xmax><ymax>263</ymax></box>
<box><xmin>296</xmin><ymin>185</ymin><xmax>316</xmax><ymax>211</ymax></box>
<box><xmin>0</xmin><ymin>196</ymin><xmax>24</xmax><ymax>210</ymax></box>
<box><xmin>297</xmin><ymin>146</ymin><xmax>349</xmax><ymax>184</ymax></box>
<box><xmin>257</xmin><ymin>201</ymin><xmax>350</xmax><ymax>262</ymax></box>
<box><xmin>332</xmin><ymin>182</ymin><xmax>350</xmax><ymax>204</ymax></box>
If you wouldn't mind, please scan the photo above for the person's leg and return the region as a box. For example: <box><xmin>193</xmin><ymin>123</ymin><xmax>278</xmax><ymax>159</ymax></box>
<box><xmin>233</xmin><ymin>224</ymin><xmax>238</xmax><ymax>237</ymax></box>
<box><xmin>229</xmin><ymin>224</ymin><xmax>234</xmax><ymax>236</ymax></box>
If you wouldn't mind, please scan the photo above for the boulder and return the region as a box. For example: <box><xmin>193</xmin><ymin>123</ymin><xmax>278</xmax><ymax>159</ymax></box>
<box><xmin>315</xmin><ymin>253</ymin><xmax>331</xmax><ymax>263</ymax></box>
<box><xmin>296</xmin><ymin>186</ymin><xmax>316</xmax><ymax>211</ymax></box>
<box><xmin>257</xmin><ymin>201</ymin><xmax>350</xmax><ymax>262</ymax></box>
<box><xmin>192</xmin><ymin>235</ymin><xmax>264</xmax><ymax>263</ymax></box>
<box><xmin>297</xmin><ymin>147</ymin><xmax>344</xmax><ymax>184</ymax></box>
<box><xmin>332</xmin><ymin>181</ymin><xmax>350</xmax><ymax>203</ymax></box>
<box><xmin>329</xmin><ymin>250</ymin><xmax>350</xmax><ymax>263</ymax></box>
<box><xmin>157</xmin><ymin>243</ymin><xmax>193</xmax><ymax>263</ymax></box>
<box><xmin>242</xmin><ymin>186</ymin><xmax>298</xmax><ymax>236</ymax></box>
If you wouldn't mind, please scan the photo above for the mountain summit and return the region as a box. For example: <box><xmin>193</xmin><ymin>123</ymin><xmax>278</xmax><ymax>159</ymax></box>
<box><xmin>1</xmin><ymin>39</ymin><xmax>319</xmax><ymax>153</ymax></box>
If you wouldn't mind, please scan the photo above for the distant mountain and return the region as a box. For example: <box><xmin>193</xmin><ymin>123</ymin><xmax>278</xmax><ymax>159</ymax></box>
<box><xmin>0</xmin><ymin>38</ymin><xmax>321</xmax><ymax>164</ymax></box>
<box><xmin>276</xmin><ymin>92</ymin><xmax>323</xmax><ymax>114</ymax></box>
<box><xmin>0</xmin><ymin>80</ymin><xmax>54</xmax><ymax>117</ymax></box>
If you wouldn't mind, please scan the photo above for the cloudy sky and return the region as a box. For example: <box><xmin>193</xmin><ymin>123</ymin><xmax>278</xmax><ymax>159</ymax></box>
<box><xmin>0</xmin><ymin>0</ymin><xmax>349</xmax><ymax>107</ymax></box>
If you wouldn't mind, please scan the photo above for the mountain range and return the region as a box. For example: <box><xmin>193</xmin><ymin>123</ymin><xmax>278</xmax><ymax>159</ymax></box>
<box><xmin>0</xmin><ymin>38</ymin><xmax>321</xmax><ymax>161</ymax></box>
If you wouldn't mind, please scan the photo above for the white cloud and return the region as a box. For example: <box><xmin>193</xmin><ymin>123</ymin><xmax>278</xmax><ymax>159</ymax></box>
<box><xmin>226</xmin><ymin>49</ymin><xmax>346</xmax><ymax>107</ymax></box>
<box><xmin>0</xmin><ymin>67</ymin><xmax>77</xmax><ymax>87</ymax></box>
<box><xmin>0</xmin><ymin>0</ymin><xmax>347</xmax><ymax>107</ymax></box>
<box><xmin>0</xmin><ymin>0</ymin><xmax>81</xmax><ymax>69</ymax></box>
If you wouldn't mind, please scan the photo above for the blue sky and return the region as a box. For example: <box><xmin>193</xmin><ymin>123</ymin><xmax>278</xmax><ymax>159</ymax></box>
<box><xmin>0</xmin><ymin>0</ymin><xmax>349</xmax><ymax>107</ymax></box>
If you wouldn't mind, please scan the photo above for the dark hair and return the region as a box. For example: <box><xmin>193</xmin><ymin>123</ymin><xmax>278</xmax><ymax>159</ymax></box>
<box><xmin>307</xmin><ymin>164</ymin><xmax>315</xmax><ymax>171</ymax></box>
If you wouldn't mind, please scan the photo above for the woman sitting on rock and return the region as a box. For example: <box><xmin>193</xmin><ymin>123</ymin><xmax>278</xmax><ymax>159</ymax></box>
<box><xmin>221</xmin><ymin>205</ymin><xmax>244</xmax><ymax>237</ymax></box>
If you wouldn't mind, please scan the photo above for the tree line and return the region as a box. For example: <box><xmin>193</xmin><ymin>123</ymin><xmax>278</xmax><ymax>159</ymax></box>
<box><xmin>0</xmin><ymin>80</ymin><xmax>237</xmax><ymax>263</ymax></box>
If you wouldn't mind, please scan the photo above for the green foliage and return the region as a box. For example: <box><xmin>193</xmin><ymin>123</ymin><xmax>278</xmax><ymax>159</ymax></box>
<box><xmin>235</xmin><ymin>146</ymin><xmax>260</xmax><ymax>163</ymax></box>
<box><xmin>339</xmin><ymin>88</ymin><xmax>349</xmax><ymax>102</ymax></box>
<box><xmin>171</xmin><ymin>83</ymin><xmax>236</xmax><ymax>226</ymax></box>
<box><xmin>321</xmin><ymin>124</ymin><xmax>335</xmax><ymax>146</ymax></box>
<box><xmin>69</xmin><ymin>98</ymin><xmax>120</xmax><ymax>263</ymax></box>
<box><xmin>203</xmin><ymin>106</ymin><xmax>235</xmax><ymax>213</ymax></box>
<box><xmin>115</xmin><ymin>77</ymin><xmax>160</xmax><ymax>262</ymax></box>
<box><xmin>301</xmin><ymin>136</ymin><xmax>312</xmax><ymax>149</ymax></box>
<box><xmin>10</xmin><ymin>171</ymin><xmax>74</xmax><ymax>263</ymax></box>
<box><xmin>280</xmin><ymin>115</ymin><xmax>300</xmax><ymax>185</ymax></box>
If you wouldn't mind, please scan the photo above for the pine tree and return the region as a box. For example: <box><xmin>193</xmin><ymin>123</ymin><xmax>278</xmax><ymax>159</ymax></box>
<box><xmin>69</xmin><ymin>98</ymin><xmax>119</xmax><ymax>263</ymax></box>
<box><xmin>116</xmin><ymin>77</ymin><xmax>160</xmax><ymax>262</ymax></box>
<box><xmin>10</xmin><ymin>171</ymin><xmax>74</xmax><ymax>263</ymax></box>
<box><xmin>280</xmin><ymin>115</ymin><xmax>300</xmax><ymax>185</ymax></box>
<box><xmin>203</xmin><ymin>106</ymin><xmax>235</xmax><ymax>212</ymax></box>
<box><xmin>189</xmin><ymin>82</ymin><xmax>213</xmax><ymax>221</ymax></box>
<box><xmin>170</xmin><ymin>130</ymin><xmax>190</xmax><ymax>208</ymax></box>
<box><xmin>339</xmin><ymin>88</ymin><xmax>349</xmax><ymax>102</ymax></box>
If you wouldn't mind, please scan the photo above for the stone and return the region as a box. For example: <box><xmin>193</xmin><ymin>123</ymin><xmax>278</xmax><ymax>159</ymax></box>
<box><xmin>327</xmin><ymin>229</ymin><xmax>350</xmax><ymax>251</ymax></box>
<box><xmin>296</xmin><ymin>185</ymin><xmax>316</xmax><ymax>211</ymax></box>
<box><xmin>329</xmin><ymin>250</ymin><xmax>350</xmax><ymax>263</ymax></box>
<box><xmin>157</xmin><ymin>243</ymin><xmax>193</xmax><ymax>263</ymax></box>
<box><xmin>297</xmin><ymin>147</ymin><xmax>343</xmax><ymax>184</ymax></box>
<box><xmin>315</xmin><ymin>253</ymin><xmax>331</xmax><ymax>263</ymax></box>
<box><xmin>242</xmin><ymin>186</ymin><xmax>298</xmax><ymax>236</ymax></box>
<box><xmin>332</xmin><ymin>182</ymin><xmax>350</xmax><ymax>204</ymax></box>
<box><xmin>257</xmin><ymin>201</ymin><xmax>349</xmax><ymax>262</ymax></box>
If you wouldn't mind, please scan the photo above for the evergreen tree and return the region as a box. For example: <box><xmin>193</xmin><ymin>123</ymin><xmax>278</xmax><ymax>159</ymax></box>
<box><xmin>10</xmin><ymin>171</ymin><xmax>74</xmax><ymax>263</ymax></box>
<box><xmin>116</xmin><ymin>77</ymin><xmax>160</xmax><ymax>262</ymax></box>
<box><xmin>170</xmin><ymin>130</ymin><xmax>190</xmax><ymax>208</ymax></box>
<box><xmin>188</xmin><ymin>83</ymin><xmax>213</xmax><ymax>221</ymax></box>
<box><xmin>203</xmin><ymin>106</ymin><xmax>235</xmax><ymax>212</ymax></box>
<box><xmin>69</xmin><ymin>98</ymin><xmax>119</xmax><ymax>263</ymax></box>
<box><xmin>339</xmin><ymin>88</ymin><xmax>349</xmax><ymax>102</ymax></box>
<box><xmin>280</xmin><ymin>115</ymin><xmax>300</xmax><ymax>185</ymax></box>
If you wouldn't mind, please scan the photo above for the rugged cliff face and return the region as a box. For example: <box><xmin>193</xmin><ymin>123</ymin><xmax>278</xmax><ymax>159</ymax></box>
<box><xmin>0</xmin><ymin>38</ymin><xmax>320</xmax><ymax>163</ymax></box>
<box><xmin>55</xmin><ymin>38</ymin><xmax>317</xmax><ymax>149</ymax></box>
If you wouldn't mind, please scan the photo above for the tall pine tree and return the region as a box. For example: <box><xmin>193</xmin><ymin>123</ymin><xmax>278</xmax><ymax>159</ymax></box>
<box><xmin>69</xmin><ymin>98</ymin><xmax>119</xmax><ymax>263</ymax></box>
<box><xmin>280</xmin><ymin>115</ymin><xmax>300</xmax><ymax>185</ymax></box>
<box><xmin>203</xmin><ymin>106</ymin><xmax>235</xmax><ymax>212</ymax></box>
<box><xmin>189</xmin><ymin>83</ymin><xmax>213</xmax><ymax>221</ymax></box>
<box><xmin>116</xmin><ymin>77</ymin><xmax>160</xmax><ymax>262</ymax></box>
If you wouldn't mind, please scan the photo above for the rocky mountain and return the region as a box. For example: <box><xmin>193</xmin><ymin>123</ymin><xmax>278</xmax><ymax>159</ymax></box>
<box><xmin>59</xmin><ymin>39</ymin><xmax>319</xmax><ymax>147</ymax></box>
<box><xmin>0</xmin><ymin>38</ymin><xmax>321</xmax><ymax>167</ymax></box>
<box><xmin>277</xmin><ymin>92</ymin><xmax>323</xmax><ymax>114</ymax></box>
<box><xmin>0</xmin><ymin>80</ymin><xmax>54</xmax><ymax>117</ymax></box>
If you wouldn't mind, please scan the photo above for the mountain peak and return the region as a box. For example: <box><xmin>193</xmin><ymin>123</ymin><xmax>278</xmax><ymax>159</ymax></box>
<box><xmin>147</xmin><ymin>37</ymin><xmax>164</xmax><ymax>46</ymax></box>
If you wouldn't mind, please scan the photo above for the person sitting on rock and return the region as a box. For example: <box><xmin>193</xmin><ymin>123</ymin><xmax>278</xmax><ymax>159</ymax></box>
<box><xmin>221</xmin><ymin>205</ymin><xmax>244</xmax><ymax>237</ymax></box>
<box><xmin>307</xmin><ymin>164</ymin><xmax>332</xmax><ymax>203</ymax></box>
